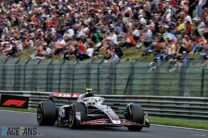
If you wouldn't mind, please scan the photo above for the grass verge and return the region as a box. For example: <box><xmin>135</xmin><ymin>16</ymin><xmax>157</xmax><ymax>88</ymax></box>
<box><xmin>0</xmin><ymin>107</ymin><xmax>36</xmax><ymax>113</ymax></box>
<box><xmin>0</xmin><ymin>107</ymin><xmax>208</xmax><ymax>130</ymax></box>
<box><xmin>16</xmin><ymin>46</ymin><xmax>201</xmax><ymax>62</ymax></box>
<box><xmin>149</xmin><ymin>117</ymin><xmax>208</xmax><ymax>130</ymax></box>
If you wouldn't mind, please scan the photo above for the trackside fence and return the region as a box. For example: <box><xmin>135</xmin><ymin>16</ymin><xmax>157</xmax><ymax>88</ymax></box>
<box><xmin>0</xmin><ymin>91</ymin><xmax>208</xmax><ymax>120</ymax></box>
<box><xmin>0</xmin><ymin>56</ymin><xmax>208</xmax><ymax>97</ymax></box>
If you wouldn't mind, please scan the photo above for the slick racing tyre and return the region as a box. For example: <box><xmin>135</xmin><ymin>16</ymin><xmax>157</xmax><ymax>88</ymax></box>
<box><xmin>68</xmin><ymin>102</ymin><xmax>87</xmax><ymax>129</ymax></box>
<box><xmin>37</xmin><ymin>100</ymin><xmax>57</xmax><ymax>126</ymax></box>
<box><xmin>125</xmin><ymin>103</ymin><xmax>144</xmax><ymax>131</ymax></box>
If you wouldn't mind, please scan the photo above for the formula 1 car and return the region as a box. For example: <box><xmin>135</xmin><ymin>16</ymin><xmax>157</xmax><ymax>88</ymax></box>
<box><xmin>37</xmin><ymin>89</ymin><xmax>150</xmax><ymax>131</ymax></box>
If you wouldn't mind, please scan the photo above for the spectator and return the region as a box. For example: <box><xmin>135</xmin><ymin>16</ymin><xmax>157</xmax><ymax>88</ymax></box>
<box><xmin>54</xmin><ymin>34</ymin><xmax>66</xmax><ymax>55</ymax></box>
<box><xmin>196</xmin><ymin>0</ymin><xmax>207</xmax><ymax>18</ymax></box>
<box><xmin>142</xmin><ymin>27</ymin><xmax>152</xmax><ymax>48</ymax></box>
<box><xmin>31</xmin><ymin>46</ymin><xmax>45</xmax><ymax>60</ymax></box>
<box><xmin>200</xmin><ymin>40</ymin><xmax>208</xmax><ymax>61</ymax></box>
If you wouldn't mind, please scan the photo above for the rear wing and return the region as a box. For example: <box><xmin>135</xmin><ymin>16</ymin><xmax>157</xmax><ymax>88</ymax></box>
<box><xmin>51</xmin><ymin>93</ymin><xmax>81</xmax><ymax>98</ymax></box>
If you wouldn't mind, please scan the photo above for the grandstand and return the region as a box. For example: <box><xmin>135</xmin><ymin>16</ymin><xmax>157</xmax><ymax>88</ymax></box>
<box><xmin>0</xmin><ymin>0</ymin><xmax>207</xmax><ymax>63</ymax></box>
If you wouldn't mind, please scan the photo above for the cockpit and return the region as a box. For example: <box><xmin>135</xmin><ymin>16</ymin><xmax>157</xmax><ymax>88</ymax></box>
<box><xmin>77</xmin><ymin>88</ymin><xmax>105</xmax><ymax>107</ymax></box>
<box><xmin>83</xmin><ymin>97</ymin><xmax>105</xmax><ymax>107</ymax></box>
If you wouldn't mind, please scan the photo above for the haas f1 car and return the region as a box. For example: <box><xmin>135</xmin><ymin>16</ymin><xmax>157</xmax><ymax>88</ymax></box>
<box><xmin>37</xmin><ymin>91</ymin><xmax>150</xmax><ymax>131</ymax></box>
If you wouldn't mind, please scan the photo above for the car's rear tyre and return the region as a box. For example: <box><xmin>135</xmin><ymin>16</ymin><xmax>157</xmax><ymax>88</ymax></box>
<box><xmin>125</xmin><ymin>103</ymin><xmax>144</xmax><ymax>131</ymax></box>
<box><xmin>37</xmin><ymin>100</ymin><xmax>57</xmax><ymax>126</ymax></box>
<box><xmin>68</xmin><ymin>102</ymin><xmax>87</xmax><ymax>129</ymax></box>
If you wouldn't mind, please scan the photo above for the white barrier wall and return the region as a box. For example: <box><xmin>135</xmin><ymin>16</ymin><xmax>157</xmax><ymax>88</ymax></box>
<box><xmin>0</xmin><ymin>91</ymin><xmax>208</xmax><ymax>120</ymax></box>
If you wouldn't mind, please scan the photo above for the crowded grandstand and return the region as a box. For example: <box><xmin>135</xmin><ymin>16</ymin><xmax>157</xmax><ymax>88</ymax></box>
<box><xmin>0</xmin><ymin>0</ymin><xmax>207</xmax><ymax>63</ymax></box>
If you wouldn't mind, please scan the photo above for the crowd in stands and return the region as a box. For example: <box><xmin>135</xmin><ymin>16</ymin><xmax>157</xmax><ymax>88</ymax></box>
<box><xmin>0</xmin><ymin>0</ymin><xmax>208</xmax><ymax>63</ymax></box>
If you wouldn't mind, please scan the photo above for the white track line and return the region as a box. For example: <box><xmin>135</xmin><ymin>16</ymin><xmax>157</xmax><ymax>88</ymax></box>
<box><xmin>0</xmin><ymin>110</ymin><xmax>208</xmax><ymax>131</ymax></box>
<box><xmin>151</xmin><ymin>124</ymin><xmax>208</xmax><ymax>132</ymax></box>
<box><xmin>0</xmin><ymin>109</ymin><xmax>36</xmax><ymax>114</ymax></box>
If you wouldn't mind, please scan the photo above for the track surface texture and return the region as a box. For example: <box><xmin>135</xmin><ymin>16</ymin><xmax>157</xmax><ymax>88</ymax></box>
<box><xmin>0</xmin><ymin>110</ymin><xmax>207</xmax><ymax>138</ymax></box>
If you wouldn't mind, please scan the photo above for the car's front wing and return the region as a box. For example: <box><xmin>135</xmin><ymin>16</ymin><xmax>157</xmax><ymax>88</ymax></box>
<box><xmin>80</xmin><ymin>118</ymin><xmax>150</xmax><ymax>127</ymax></box>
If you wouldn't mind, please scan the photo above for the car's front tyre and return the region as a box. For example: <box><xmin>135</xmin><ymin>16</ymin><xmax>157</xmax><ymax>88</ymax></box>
<box><xmin>125</xmin><ymin>103</ymin><xmax>144</xmax><ymax>131</ymax></box>
<box><xmin>37</xmin><ymin>100</ymin><xmax>57</xmax><ymax>126</ymax></box>
<box><xmin>68</xmin><ymin>102</ymin><xmax>87</xmax><ymax>129</ymax></box>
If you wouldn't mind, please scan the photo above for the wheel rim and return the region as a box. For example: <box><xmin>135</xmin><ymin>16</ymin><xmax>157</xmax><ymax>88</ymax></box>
<box><xmin>37</xmin><ymin>105</ymin><xmax>43</xmax><ymax>123</ymax></box>
<box><xmin>68</xmin><ymin>109</ymin><xmax>73</xmax><ymax>127</ymax></box>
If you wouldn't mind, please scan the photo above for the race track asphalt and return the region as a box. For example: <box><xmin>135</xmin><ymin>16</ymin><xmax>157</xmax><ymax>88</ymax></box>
<box><xmin>0</xmin><ymin>110</ymin><xmax>207</xmax><ymax>138</ymax></box>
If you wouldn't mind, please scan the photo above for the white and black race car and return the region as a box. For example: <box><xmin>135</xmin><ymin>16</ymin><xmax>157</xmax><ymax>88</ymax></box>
<box><xmin>37</xmin><ymin>90</ymin><xmax>150</xmax><ymax>131</ymax></box>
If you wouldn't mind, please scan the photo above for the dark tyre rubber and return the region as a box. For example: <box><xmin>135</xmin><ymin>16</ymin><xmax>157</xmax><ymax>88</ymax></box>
<box><xmin>68</xmin><ymin>102</ymin><xmax>87</xmax><ymax>129</ymax></box>
<box><xmin>37</xmin><ymin>100</ymin><xmax>57</xmax><ymax>126</ymax></box>
<box><xmin>126</xmin><ymin>103</ymin><xmax>144</xmax><ymax>131</ymax></box>
<box><xmin>127</xmin><ymin>126</ymin><xmax>143</xmax><ymax>131</ymax></box>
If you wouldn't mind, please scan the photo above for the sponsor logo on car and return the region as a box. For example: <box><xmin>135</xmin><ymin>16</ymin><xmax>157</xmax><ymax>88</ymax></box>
<box><xmin>52</xmin><ymin>93</ymin><xmax>81</xmax><ymax>98</ymax></box>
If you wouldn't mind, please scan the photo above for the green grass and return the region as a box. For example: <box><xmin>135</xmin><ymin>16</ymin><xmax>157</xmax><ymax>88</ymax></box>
<box><xmin>1</xmin><ymin>107</ymin><xmax>208</xmax><ymax>130</ymax></box>
<box><xmin>16</xmin><ymin>48</ymin><xmax>63</xmax><ymax>61</ymax></box>
<box><xmin>0</xmin><ymin>107</ymin><xmax>36</xmax><ymax>113</ymax></box>
<box><xmin>122</xmin><ymin>47</ymin><xmax>201</xmax><ymax>61</ymax></box>
<box><xmin>149</xmin><ymin>117</ymin><xmax>208</xmax><ymax>130</ymax></box>
<box><xmin>16</xmin><ymin>46</ymin><xmax>201</xmax><ymax>62</ymax></box>
<box><xmin>16</xmin><ymin>48</ymin><xmax>35</xmax><ymax>60</ymax></box>
<box><xmin>122</xmin><ymin>47</ymin><xmax>154</xmax><ymax>61</ymax></box>
<box><xmin>16</xmin><ymin>47</ymin><xmax>156</xmax><ymax>61</ymax></box>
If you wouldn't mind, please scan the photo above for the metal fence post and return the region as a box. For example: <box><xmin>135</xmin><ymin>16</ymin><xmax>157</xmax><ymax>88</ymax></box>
<box><xmin>31</xmin><ymin>60</ymin><xmax>41</xmax><ymax>91</ymax></box>
<box><xmin>124</xmin><ymin>62</ymin><xmax>136</xmax><ymax>95</ymax></box>
<box><xmin>23</xmin><ymin>59</ymin><xmax>30</xmax><ymax>91</ymax></box>
<box><xmin>58</xmin><ymin>60</ymin><xmax>66</xmax><ymax>92</ymax></box>
<box><xmin>0</xmin><ymin>64</ymin><xmax>5</xmax><ymax>90</ymax></box>
<box><xmin>14</xmin><ymin>59</ymin><xmax>20</xmax><ymax>91</ymax></box>
<box><xmin>153</xmin><ymin>63</ymin><xmax>160</xmax><ymax>95</ymax></box>
<box><xmin>200</xmin><ymin>68</ymin><xmax>205</xmax><ymax>97</ymax></box>
<box><xmin>97</xmin><ymin>61</ymin><xmax>102</xmax><ymax>94</ymax></box>
<box><xmin>65</xmin><ymin>62</ymin><xmax>73</xmax><ymax>93</ymax></box>
<box><xmin>113</xmin><ymin>61</ymin><xmax>119</xmax><ymax>95</ymax></box>
<box><xmin>71</xmin><ymin>61</ymin><xmax>78</xmax><ymax>93</ymax></box>
<box><xmin>1</xmin><ymin>57</ymin><xmax>10</xmax><ymax>90</ymax></box>
<box><xmin>86</xmin><ymin>62</ymin><xmax>91</xmax><ymax>88</ymax></box>
<box><xmin>179</xmin><ymin>64</ymin><xmax>187</xmax><ymax>96</ymax></box>
<box><xmin>106</xmin><ymin>63</ymin><xmax>113</xmax><ymax>95</ymax></box>
<box><xmin>46</xmin><ymin>60</ymin><xmax>54</xmax><ymax>92</ymax></box>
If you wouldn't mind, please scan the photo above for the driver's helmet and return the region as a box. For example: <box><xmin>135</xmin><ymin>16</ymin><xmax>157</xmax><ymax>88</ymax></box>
<box><xmin>83</xmin><ymin>88</ymin><xmax>94</xmax><ymax>97</ymax></box>
<box><xmin>84</xmin><ymin>92</ymin><xmax>94</xmax><ymax>97</ymax></box>
<box><xmin>85</xmin><ymin>88</ymin><xmax>93</xmax><ymax>92</ymax></box>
